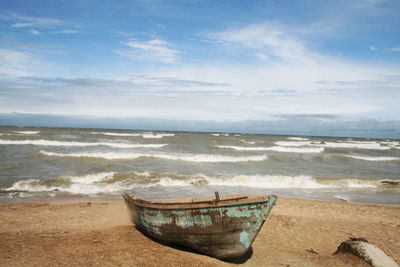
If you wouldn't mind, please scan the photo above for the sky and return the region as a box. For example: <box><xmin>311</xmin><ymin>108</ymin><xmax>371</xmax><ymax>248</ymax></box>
<box><xmin>0</xmin><ymin>0</ymin><xmax>400</xmax><ymax>137</ymax></box>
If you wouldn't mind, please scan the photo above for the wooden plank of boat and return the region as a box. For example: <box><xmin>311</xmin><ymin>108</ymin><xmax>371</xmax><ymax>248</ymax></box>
<box><xmin>123</xmin><ymin>192</ymin><xmax>277</xmax><ymax>260</ymax></box>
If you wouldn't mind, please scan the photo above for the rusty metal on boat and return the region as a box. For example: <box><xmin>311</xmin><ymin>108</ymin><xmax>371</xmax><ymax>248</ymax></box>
<box><xmin>123</xmin><ymin>192</ymin><xmax>277</xmax><ymax>260</ymax></box>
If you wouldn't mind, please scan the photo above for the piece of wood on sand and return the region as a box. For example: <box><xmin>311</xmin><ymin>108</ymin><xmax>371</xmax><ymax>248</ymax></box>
<box><xmin>333</xmin><ymin>237</ymin><xmax>398</xmax><ymax>267</ymax></box>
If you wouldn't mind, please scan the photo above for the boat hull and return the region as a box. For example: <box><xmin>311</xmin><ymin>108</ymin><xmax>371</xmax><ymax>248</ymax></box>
<box><xmin>123</xmin><ymin>194</ymin><xmax>277</xmax><ymax>260</ymax></box>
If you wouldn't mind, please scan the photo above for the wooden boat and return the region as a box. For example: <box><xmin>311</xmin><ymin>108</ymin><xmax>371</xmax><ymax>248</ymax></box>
<box><xmin>123</xmin><ymin>192</ymin><xmax>277</xmax><ymax>260</ymax></box>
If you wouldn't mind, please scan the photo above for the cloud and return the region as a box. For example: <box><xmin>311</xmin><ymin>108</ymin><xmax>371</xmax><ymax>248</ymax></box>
<box><xmin>387</xmin><ymin>46</ymin><xmax>400</xmax><ymax>52</ymax></box>
<box><xmin>118</xmin><ymin>39</ymin><xmax>179</xmax><ymax>63</ymax></box>
<box><xmin>30</xmin><ymin>29</ymin><xmax>40</xmax><ymax>35</ymax></box>
<box><xmin>0</xmin><ymin>12</ymin><xmax>79</xmax><ymax>35</ymax></box>
<box><xmin>0</xmin><ymin>48</ymin><xmax>40</xmax><ymax>77</ymax></box>
<box><xmin>369</xmin><ymin>45</ymin><xmax>378</xmax><ymax>51</ymax></box>
<box><xmin>0</xmin><ymin>75</ymin><xmax>234</xmax><ymax>119</ymax></box>
<box><xmin>6</xmin><ymin>13</ymin><xmax>63</xmax><ymax>28</ymax></box>
<box><xmin>208</xmin><ymin>22</ymin><xmax>317</xmax><ymax>64</ymax></box>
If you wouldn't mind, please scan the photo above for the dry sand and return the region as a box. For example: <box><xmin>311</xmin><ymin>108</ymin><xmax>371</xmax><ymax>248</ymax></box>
<box><xmin>1</xmin><ymin>198</ymin><xmax>399</xmax><ymax>266</ymax></box>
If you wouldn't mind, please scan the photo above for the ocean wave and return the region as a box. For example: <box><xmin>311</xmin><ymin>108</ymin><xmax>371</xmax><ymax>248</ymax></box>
<box><xmin>4</xmin><ymin>172</ymin><xmax>136</xmax><ymax>195</ymax></box>
<box><xmin>142</xmin><ymin>133</ymin><xmax>175</xmax><ymax>139</ymax></box>
<box><xmin>274</xmin><ymin>141</ymin><xmax>312</xmax><ymax>147</ymax></box>
<box><xmin>0</xmin><ymin>139</ymin><xmax>167</xmax><ymax>148</ymax></box>
<box><xmin>91</xmin><ymin>132</ymin><xmax>174</xmax><ymax>138</ymax></box>
<box><xmin>276</xmin><ymin>140</ymin><xmax>392</xmax><ymax>151</ymax></box>
<box><xmin>316</xmin><ymin>141</ymin><xmax>390</xmax><ymax>150</ymax></box>
<box><xmin>380</xmin><ymin>141</ymin><xmax>399</xmax><ymax>147</ymax></box>
<box><xmin>210</xmin><ymin>133</ymin><xmax>229</xmax><ymax>137</ymax></box>
<box><xmin>158</xmin><ymin>175</ymin><xmax>395</xmax><ymax>189</ymax></box>
<box><xmin>91</xmin><ymin>132</ymin><xmax>141</xmax><ymax>136</ymax></box>
<box><xmin>13</xmin><ymin>131</ymin><xmax>40</xmax><ymax>134</ymax></box>
<box><xmin>287</xmin><ymin>137</ymin><xmax>309</xmax><ymax>141</ymax></box>
<box><xmin>39</xmin><ymin>150</ymin><xmax>268</xmax><ymax>162</ymax></box>
<box><xmin>6</xmin><ymin>171</ymin><xmax>397</xmax><ymax>196</ymax></box>
<box><xmin>215</xmin><ymin>145</ymin><xmax>324</xmax><ymax>153</ymax></box>
<box><xmin>341</xmin><ymin>155</ymin><xmax>400</xmax><ymax>162</ymax></box>
<box><xmin>240</xmin><ymin>140</ymin><xmax>257</xmax><ymax>145</ymax></box>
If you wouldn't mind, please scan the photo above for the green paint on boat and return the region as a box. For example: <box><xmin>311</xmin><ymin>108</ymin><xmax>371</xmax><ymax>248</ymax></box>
<box><xmin>123</xmin><ymin>193</ymin><xmax>277</xmax><ymax>260</ymax></box>
<box><xmin>240</xmin><ymin>231</ymin><xmax>251</xmax><ymax>249</ymax></box>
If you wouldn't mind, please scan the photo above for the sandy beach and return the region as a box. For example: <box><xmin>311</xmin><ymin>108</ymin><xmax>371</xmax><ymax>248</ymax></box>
<box><xmin>0</xmin><ymin>198</ymin><xmax>399</xmax><ymax>266</ymax></box>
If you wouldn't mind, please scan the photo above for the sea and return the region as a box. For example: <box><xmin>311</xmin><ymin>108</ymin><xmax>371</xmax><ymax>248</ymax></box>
<box><xmin>0</xmin><ymin>126</ymin><xmax>399</xmax><ymax>205</ymax></box>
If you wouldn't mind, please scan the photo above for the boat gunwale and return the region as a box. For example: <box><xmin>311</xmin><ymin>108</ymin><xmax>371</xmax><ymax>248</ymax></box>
<box><xmin>123</xmin><ymin>193</ymin><xmax>275</xmax><ymax>210</ymax></box>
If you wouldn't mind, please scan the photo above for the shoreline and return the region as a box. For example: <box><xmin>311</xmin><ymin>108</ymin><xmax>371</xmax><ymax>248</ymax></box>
<box><xmin>1</xmin><ymin>197</ymin><xmax>399</xmax><ymax>266</ymax></box>
<box><xmin>2</xmin><ymin>193</ymin><xmax>400</xmax><ymax>206</ymax></box>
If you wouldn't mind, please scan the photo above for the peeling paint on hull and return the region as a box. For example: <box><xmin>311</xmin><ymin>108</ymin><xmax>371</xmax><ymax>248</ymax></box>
<box><xmin>124</xmin><ymin>194</ymin><xmax>277</xmax><ymax>260</ymax></box>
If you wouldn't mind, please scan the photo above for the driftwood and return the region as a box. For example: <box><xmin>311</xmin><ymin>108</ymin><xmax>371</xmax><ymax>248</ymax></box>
<box><xmin>334</xmin><ymin>238</ymin><xmax>398</xmax><ymax>267</ymax></box>
<box><xmin>306</xmin><ymin>248</ymin><xmax>319</xmax><ymax>255</ymax></box>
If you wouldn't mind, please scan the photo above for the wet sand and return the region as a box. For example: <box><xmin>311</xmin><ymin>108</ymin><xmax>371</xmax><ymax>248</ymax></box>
<box><xmin>1</xmin><ymin>198</ymin><xmax>399</xmax><ymax>266</ymax></box>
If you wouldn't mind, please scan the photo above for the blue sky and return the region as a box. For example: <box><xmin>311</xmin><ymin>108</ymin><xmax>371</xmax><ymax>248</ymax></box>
<box><xmin>0</xmin><ymin>0</ymin><xmax>400</xmax><ymax>137</ymax></box>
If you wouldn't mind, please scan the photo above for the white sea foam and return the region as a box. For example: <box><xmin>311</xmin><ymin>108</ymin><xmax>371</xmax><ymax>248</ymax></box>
<box><xmin>142</xmin><ymin>133</ymin><xmax>175</xmax><ymax>139</ymax></box>
<box><xmin>274</xmin><ymin>141</ymin><xmax>313</xmax><ymax>147</ymax></box>
<box><xmin>204</xmin><ymin>175</ymin><xmax>325</xmax><ymax>189</ymax></box>
<box><xmin>39</xmin><ymin>150</ymin><xmax>268</xmax><ymax>162</ymax></box>
<box><xmin>380</xmin><ymin>141</ymin><xmax>400</xmax><ymax>147</ymax></box>
<box><xmin>287</xmin><ymin>137</ymin><xmax>309</xmax><ymax>141</ymax></box>
<box><xmin>317</xmin><ymin>141</ymin><xmax>390</xmax><ymax>150</ymax></box>
<box><xmin>91</xmin><ymin>132</ymin><xmax>174</xmax><ymax>138</ymax></box>
<box><xmin>153</xmin><ymin>174</ymin><xmax>380</xmax><ymax>189</ymax></box>
<box><xmin>210</xmin><ymin>134</ymin><xmax>220</xmax><ymax>136</ymax></box>
<box><xmin>6</xmin><ymin>171</ymin><xmax>389</xmax><ymax>196</ymax></box>
<box><xmin>6</xmin><ymin>178</ymin><xmax>59</xmax><ymax>192</ymax></box>
<box><xmin>246</xmin><ymin>141</ymin><xmax>257</xmax><ymax>145</ymax></box>
<box><xmin>0</xmin><ymin>139</ymin><xmax>167</xmax><ymax>148</ymax></box>
<box><xmin>13</xmin><ymin>131</ymin><xmax>40</xmax><ymax>134</ymax></box>
<box><xmin>91</xmin><ymin>132</ymin><xmax>141</xmax><ymax>136</ymax></box>
<box><xmin>342</xmin><ymin>155</ymin><xmax>400</xmax><ymax>162</ymax></box>
<box><xmin>216</xmin><ymin>145</ymin><xmax>324</xmax><ymax>153</ymax></box>
<box><xmin>277</xmin><ymin>140</ymin><xmax>392</xmax><ymax>150</ymax></box>
<box><xmin>5</xmin><ymin>172</ymin><xmax>137</xmax><ymax>195</ymax></box>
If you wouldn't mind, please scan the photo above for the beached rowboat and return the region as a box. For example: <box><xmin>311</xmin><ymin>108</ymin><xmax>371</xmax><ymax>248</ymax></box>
<box><xmin>123</xmin><ymin>193</ymin><xmax>277</xmax><ymax>260</ymax></box>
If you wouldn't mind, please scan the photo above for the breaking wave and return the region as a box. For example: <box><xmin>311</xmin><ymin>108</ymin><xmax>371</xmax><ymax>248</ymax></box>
<box><xmin>380</xmin><ymin>141</ymin><xmax>399</xmax><ymax>147</ymax></box>
<box><xmin>342</xmin><ymin>155</ymin><xmax>400</xmax><ymax>162</ymax></box>
<box><xmin>91</xmin><ymin>132</ymin><xmax>174</xmax><ymax>138</ymax></box>
<box><xmin>287</xmin><ymin>137</ymin><xmax>309</xmax><ymax>141</ymax></box>
<box><xmin>274</xmin><ymin>141</ymin><xmax>312</xmax><ymax>147</ymax></box>
<box><xmin>5</xmin><ymin>171</ymin><xmax>398</xmax><ymax>196</ymax></box>
<box><xmin>39</xmin><ymin>150</ymin><xmax>268</xmax><ymax>162</ymax></box>
<box><xmin>91</xmin><ymin>132</ymin><xmax>142</xmax><ymax>136</ymax></box>
<box><xmin>13</xmin><ymin>131</ymin><xmax>40</xmax><ymax>134</ymax></box>
<box><xmin>215</xmin><ymin>145</ymin><xmax>324</xmax><ymax>153</ymax></box>
<box><xmin>315</xmin><ymin>141</ymin><xmax>390</xmax><ymax>150</ymax></box>
<box><xmin>0</xmin><ymin>139</ymin><xmax>167</xmax><ymax>148</ymax></box>
<box><xmin>142</xmin><ymin>133</ymin><xmax>175</xmax><ymax>139</ymax></box>
<box><xmin>4</xmin><ymin>172</ymin><xmax>136</xmax><ymax>195</ymax></box>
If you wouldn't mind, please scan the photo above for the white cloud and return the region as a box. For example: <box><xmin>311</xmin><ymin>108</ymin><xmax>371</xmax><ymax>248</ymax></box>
<box><xmin>209</xmin><ymin>23</ymin><xmax>318</xmax><ymax>64</ymax></box>
<box><xmin>0</xmin><ymin>48</ymin><xmax>39</xmax><ymax>77</ymax></box>
<box><xmin>30</xmin><ymin>29</ymin><xmax>40</xmax><ymax>35</ymax></box>
<box><xmin>8</xmin><ymin>13</ymin><xmax>63</xmax><ymax>28</ymax></box>
<box><xmin>118</xmin><ymin>39</ymin><xmax>179</xmax><ymax>63</ymax></box>
<box><xmin>369</xmin><ymin>45</ymin><xmax>377</xmax><ymax>51</ymax></box>
<box><xmin>387</xmin><ymin>46</ymin><xmax>400</xmax><ymax>52</ymax></box>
